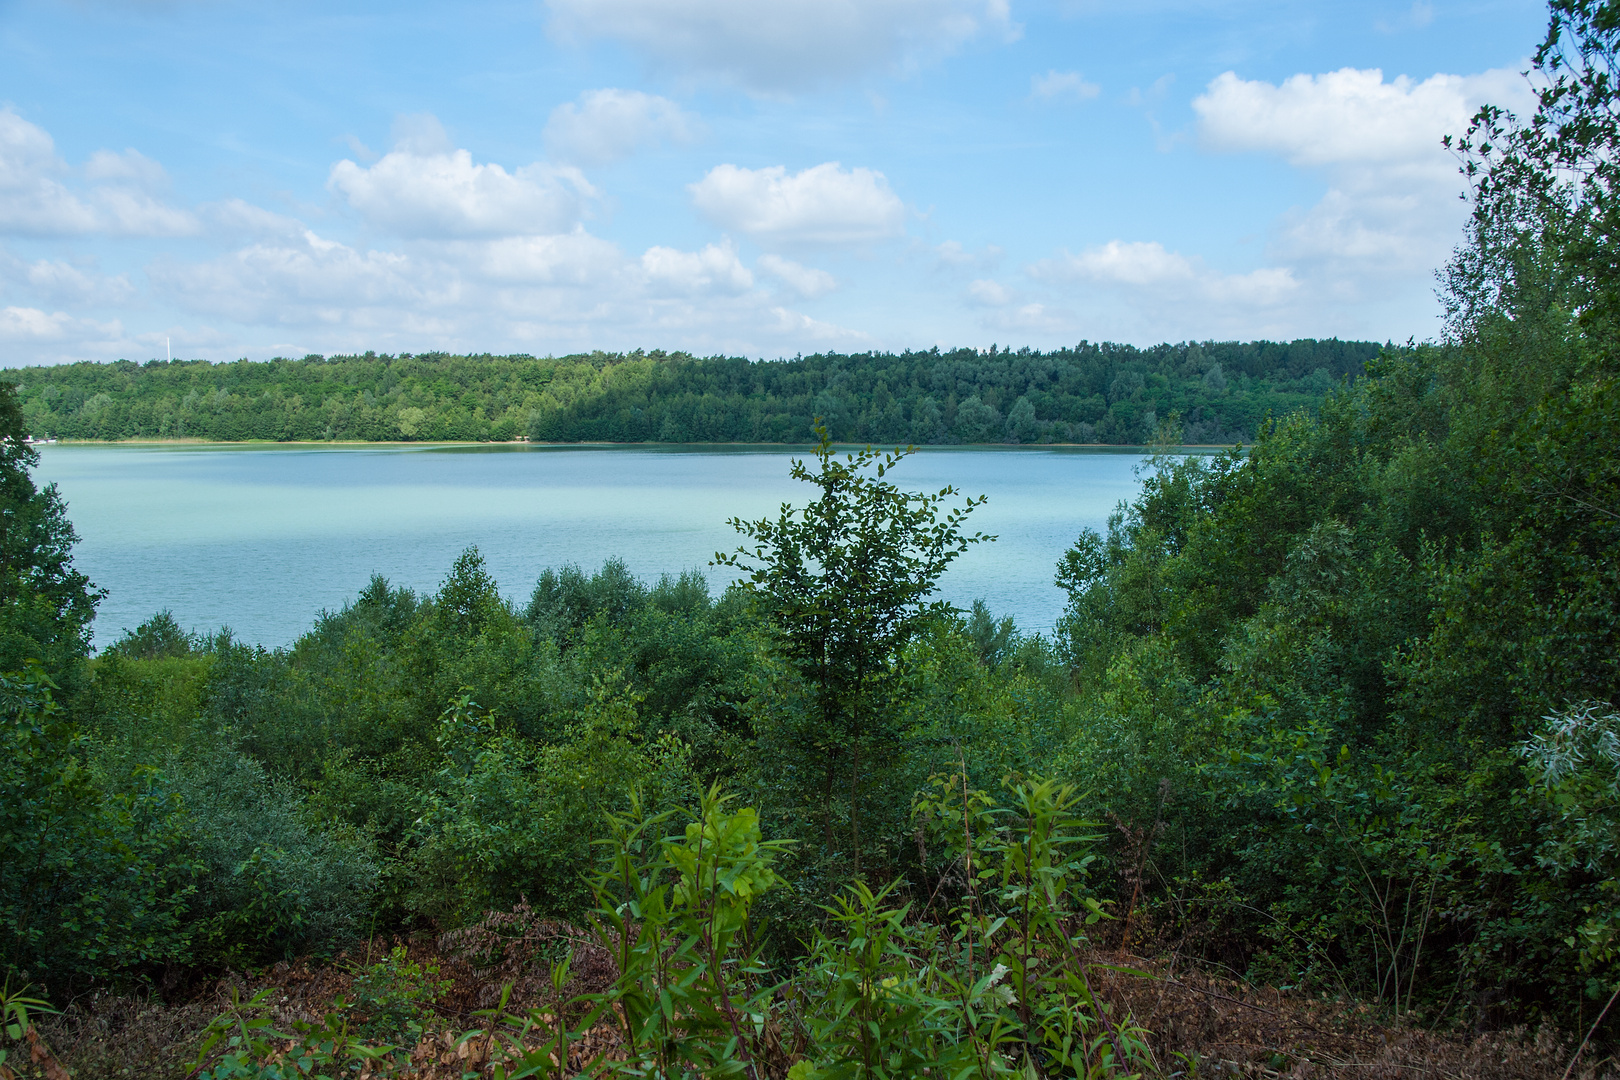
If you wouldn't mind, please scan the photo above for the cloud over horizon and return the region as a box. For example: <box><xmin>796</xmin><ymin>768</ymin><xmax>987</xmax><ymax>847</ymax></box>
<box><xmin>1191</xmin><ymin>66</ymin><xmax>1533</xmax><ymax>278</ymax></box>
<box><xmin>0</xmin><ymin>0</ymin><xmax>1548</xmax><ymax>367</ymax></box>
<box><xmin>328</xmin><ymin>117</ymin><xmax>598</xmax><ymax>239</ymax></box>
<box><xmin>689</xmin><ymin>162</ymin><xmax>907</xmax><ymax>245</ymax></box>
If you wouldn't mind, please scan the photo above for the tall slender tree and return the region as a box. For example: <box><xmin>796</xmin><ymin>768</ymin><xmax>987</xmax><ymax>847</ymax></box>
<box><xmin>716</xmin><ymin>425</ymin><xmax>991</xmax><ymax>875</ymax></box>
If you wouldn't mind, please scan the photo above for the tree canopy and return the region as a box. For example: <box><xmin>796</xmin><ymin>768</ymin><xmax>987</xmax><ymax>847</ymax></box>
<box><xmin>3</xmin><ymin>339</ymin><xmax>1380</xmax><ymax>446</ymax></box>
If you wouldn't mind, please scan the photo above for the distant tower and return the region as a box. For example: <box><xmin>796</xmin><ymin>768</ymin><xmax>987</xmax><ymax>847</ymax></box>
<box><xmin>167</xmin><ymin>337</ymin><xmax>172</xmax><ymax>363</ymax></box>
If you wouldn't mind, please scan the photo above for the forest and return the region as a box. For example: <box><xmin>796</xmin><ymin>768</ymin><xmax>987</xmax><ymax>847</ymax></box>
<box><xmin>3</xmin><ymin>2</ymin><xmax>1620</xmax><ymax>1077</ymax></box>
<box><xmin>1</xmin><ymin>338</ymin><xmax>1380</xmax><ymax>447</ymax></box>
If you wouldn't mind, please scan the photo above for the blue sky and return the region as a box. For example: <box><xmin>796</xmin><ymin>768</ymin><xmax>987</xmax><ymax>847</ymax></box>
<box><xmin>0</xmin><ymin>0</ymin><xmax>1548</xmax><ymax>364</ymax></box>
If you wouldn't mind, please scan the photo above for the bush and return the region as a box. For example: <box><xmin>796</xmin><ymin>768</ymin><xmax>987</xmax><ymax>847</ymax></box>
<box><xmin>0</xmin><ymin>666</ymin><xmax>192</xmax><ymax>994</ymax></box>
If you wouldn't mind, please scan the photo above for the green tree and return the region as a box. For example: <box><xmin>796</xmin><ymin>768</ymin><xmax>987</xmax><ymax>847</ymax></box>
<box><xmin>1451</xmin><ymin>0</ymin><xmax>1620</xmax><ymax>339</ymax></box>
<box><xmin>716</xmin><ymin>426</ymin><xmax>992</xmax><ymax>875</ymax></box>
<box><xmin>0</xmin><ymin>383</ymin><xmax>101</xmax><ymax>685</ymax></box>
<box><xmin>0</xmin><ymin>665</ymin><xmax>192</xmax><ymax>993</ymax></box>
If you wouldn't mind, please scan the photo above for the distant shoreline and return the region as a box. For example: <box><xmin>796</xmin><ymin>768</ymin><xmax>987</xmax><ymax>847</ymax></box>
<box><xmin>7</xmin><ymin>343</ymin><xmax>1365</xmax><ymax>447</ymax></box>
<box><xmin>37</xmin><ymin>437</ymin><xmax>1240</xmax><ymax>450</ymax></box>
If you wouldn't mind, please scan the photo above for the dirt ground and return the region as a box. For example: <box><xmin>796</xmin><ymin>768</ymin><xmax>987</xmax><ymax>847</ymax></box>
<box><xmin>16</xmin><ymin>917</ymin><xmax>1613</xmax><ymax>1080</ymax></box>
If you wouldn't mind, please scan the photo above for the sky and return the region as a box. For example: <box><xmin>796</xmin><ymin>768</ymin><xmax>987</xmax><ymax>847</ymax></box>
<box><xmin>0</xmin><ymin>0</ymin><xmax>1550</xmax><ymax>366</ymax></box>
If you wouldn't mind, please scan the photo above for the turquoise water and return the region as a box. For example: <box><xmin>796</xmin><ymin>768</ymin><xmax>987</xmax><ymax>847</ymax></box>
<box><xmin>32</xmin><ymin>443</ymin><xmax>1161</xmax><ymax>649</ymax></box>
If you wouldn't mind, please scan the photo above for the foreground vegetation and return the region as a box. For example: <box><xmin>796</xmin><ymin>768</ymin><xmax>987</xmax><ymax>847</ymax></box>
<box><xmin>0</xmin><ymin>339</ymin><xmax>1379</xmax><ymax>446</ymax></box>
<box><xmin>4</xmin><ymin>2</ymin><xmax>1620</xmax><ymax>1076</ymax></box>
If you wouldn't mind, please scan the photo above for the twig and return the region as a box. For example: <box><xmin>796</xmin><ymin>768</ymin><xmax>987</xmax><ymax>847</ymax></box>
<box><xmin>917</xmin><ymin>850</ymin><xmax>968</xmax><ymax>925</ymax></box>
<box><xmin>1557</xmin><ymin>492</ymin><xmax>1620</xmax><ymax>523</ymax></box>
<box><xmin>1562</xmin><ymin>981</ymin><xmax>1620</xmax><ymax>1080</ymax></box>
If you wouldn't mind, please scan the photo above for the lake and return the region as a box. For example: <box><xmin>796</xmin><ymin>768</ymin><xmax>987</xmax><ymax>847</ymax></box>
<box><xmin>32</xmin><ymin>443</ymin><xmax>1167</xmax><ymax>649</ymax></box>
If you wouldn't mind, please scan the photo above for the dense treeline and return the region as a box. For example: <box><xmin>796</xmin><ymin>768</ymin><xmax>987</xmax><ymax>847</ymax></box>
<box><xmin>3</xmin><ymin>2</ymin><xmax>1620</xmax><ymax>1074</ymax></box>
<box><xmin>3</xmin><ymin>338</ymin><xmax>1380</xmax><ymax>446</ymax></box>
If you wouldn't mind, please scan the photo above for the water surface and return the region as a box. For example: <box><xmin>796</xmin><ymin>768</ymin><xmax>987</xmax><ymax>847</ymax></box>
<box><xmin>33</xmin><ymin>443</ymin><xmax>1161</xmax><ymax>649</ymax></box>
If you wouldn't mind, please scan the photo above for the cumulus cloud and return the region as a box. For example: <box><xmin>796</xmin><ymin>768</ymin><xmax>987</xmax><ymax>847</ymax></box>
<box><xmin>84</xmin><ymin>148</ymin><xmax>169</xmax><ymax>190</ymax></box>
<box><xmin>1030</xmin><ymin>70</ymin><xmax>1100</xmax><ymax>102</ymax></box>
<box><xmin>0</xmin><ymin>253</ymin><xmax>136</xmax><ymax>308</ymax></box>
<box><xmin>0</xmin><ymin>110</ymin><xmax>888</xmax><ymax>365</ymax></box>
<box><xmin>545</xmin><ymin>89</ymin><xmax>702</xmax><ymax>167</ymax></box>
<box><xmin>0</xmin><ymin>305</ymin><xmax>77</xmax><ymax>341</ymax></box>
<box><xmin>757</xmin><ymin>254</ymin><xmax>836</xmax><ymax>297</ymax></box>
<box><xmin>0</xmin><ymin>109</ymin><xmax>195</xmax><ymax>237</ymax></box>
<box><xmin>1195</xmin><ymin>67</ymin><xmax>1522</xmax><ymax>170</ymax></box>
<box><xmin>640</xmin><ymin>240</ymin><xmax>754</xmax><ymax>295</ymax></box>
<box><xmin>690</xmin><ymin>162</ymin><xmax>905</xmax><ymax>245</ymax></box>
<box><xmin>0</xmin><ymin>110</ymin><xmax>98</xmax><ymax>235</ymax></box>
<box><xmin>1030</xmin><ymin>240</ymin><xmax>1300</xmax><ymax>307</ymax></box>
<box><xmin>135</xmin><ymin>221</ymin><xmax>866</xmax><ymax>360</ymax></box>
<box><xmin>1192</xmin><ymin>66</ymin><xmax>1533</xmax><ymax>276</ymax></box>
<box><xmin>1011</xmin><ymin>238</ymin><xmax>1310</xmax><ymax>343</ymax></box>
<box><xmin>329</xmin><ymin>116</ymin><xmax>596</xmax><ymax>239</ymax></box>
<box><xmin>1041</xmin><ymin>240</ymin><xmax>1192</xmax><ymax>288</ymax></box>
<box><xmin>328</xmin><ymin>153</ymin><xmax>593</xmax><ymax>239</ymax></box>
<box><xmin>545</xmin><ymin>0</ymin><xmax>1016</xmax><ymax>94</ymax></box>
<box><xmin>0</xmin><ymin>305</ymin><xmax>127</xmax><ymax>362</ymax></box>
<box><xmin>457</xmin><ymin>230</ymin><xmax>625</xmax><ymax>286</ymax></box>
<box><xmin>93</xmin><ymin>187</ymin><xmax>198</xmax><ymax>237</ymax></box>
<box><xmin>150</xmin><ymin>229</ymin><xmax>432</xmax><ymax>325</ymax></box>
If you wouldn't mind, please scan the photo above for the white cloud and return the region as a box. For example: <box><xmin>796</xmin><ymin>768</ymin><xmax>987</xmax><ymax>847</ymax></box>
<box><xmin>769</xmin><ymin>305</ymin><xmax>869</xmax><ymax>342</ymax></box>
<box><xmin>93</xmin><ymin>187</ymin><xmax>198</xmax><ymax>237</ymax></box>
<box><xmin>959</xmin><ymin>278</ymin><xmax>1074</xmax><ymax>331</ymax></box>
<box><xmin>690</xmin><ymin>162</ymin><xmax>905</xmax><ymax>245</ymax></box>
<box><xmin>0</xmin><ymin>305</ymin><xmax>75</xmax><ymax>341</ymax></box>
<box><xmin>1046</xmin><ymin>240</ymin><xmax>1194</xmax><ymax>287</ymax></box>
<box><xmin>206</xmin><ymin>198</ymin><xmax>307</xmax><ymax>239</ymax></box>
<box><xmin>0</xmin><ymin>112</ymin><xmax>891</xmax><ymax>364</ymax></box>
<box><xmin>0</xmin><ymin>109</ymin><xmax>196</xmax><ymax>237</ymax></box>
<box><xmin>988</xmin><ymin>302</ymin><xmax>1071</xmax><ymax>333</ymax></box>
<box><xmin>0</xmin><ymin>109</ymin><xmax>97</xmax><ymax>235</ymax></box>
<box><xmin>757</xmin><ymin>253</ymin><xmax>836</xmax><ymax>297</ymax></box>
<box><xmin>458</xmin><ymin>231</ymin><xmax>625</xmax><ymax>286</ymax></box>
<box><xmin>932</xmin><ymin>240</ymin><xmax>1003</xmax><ymax>270</ymax></box>
<box><xmin>1194</xmin><ymin>67</ymin><xmax>1523</xmax><ymax>170</ymax></box>
<box><xmin>0</xmin><ymin>306</ymin><xmax>126</xmax><ymax>359</ymax></box>
<box><xmin>131</xmin><ymin>220</ymin><xmax>869</xmax><ymax>361</ymax></box>
<box><xmin>640</xmin><ymin>240</ymin><xmax>755</xmax><ymax>295</ymax></box>
<box><xmin>1031</xmin><ymin>70</ymin><xmax>1100</xmax><ymax>102</ymax></box>
<box><xmin>339</xmin><ymin>134</ymin><xmax>379</xmax><ymax>163</ymax></box>
<box><xmin>545</xmin><ymin>0</ymin><xmax>1016</xmax><ymax>94</ymax></box>
<box><xmin>545</xmin><ymin>89</ymin><xmax>702</xmax><ymax>167</ymax></box>
<box><xmin>84</xmin><ymin>148</ymin><xmax>169</xmax><ymax>189</ymax></box>
<box><xmin>1015</xmin><ymin>62</ymin><xmax>1537</xmax><ymax>343</ymax></box>
<box><xmin>1</xmin><ymin>253</ymin><xmax>136</xmax><ymax>307</ymax></box>
<box><xmin>329</xmin><ymin>117</ymin><xmax>596</xmax><ymax>238</ymax></box>
<box><xmin>150</xmin><ymin>230</ymin><xmax>432</xmax><ymax>325</ymax></box>
<box><xmin>1015</xmin><ymin>239</ymin><xmax>1310</xmax><ymax>343</ymax></box>
<box><xmin>1193</xmin><ymin>66</ymin><xmax>1533</xmax><ymax>276</ymax></box>
<box><xmin>967</xmin><ymin>278</ymin><xmax>1012</xmax><ymax>305</ymax></box>
<box><xmin>1030</xmin><ymin>240</ymin><xmax>1300</xmax><ymax>307</ymax></box>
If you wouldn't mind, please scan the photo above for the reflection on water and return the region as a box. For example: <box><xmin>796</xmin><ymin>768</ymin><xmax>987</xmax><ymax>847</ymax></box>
<box><xmin>33</xmin><ymin>443</ymin><xmax>1174</xmax><ymax>649</ymax></box>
